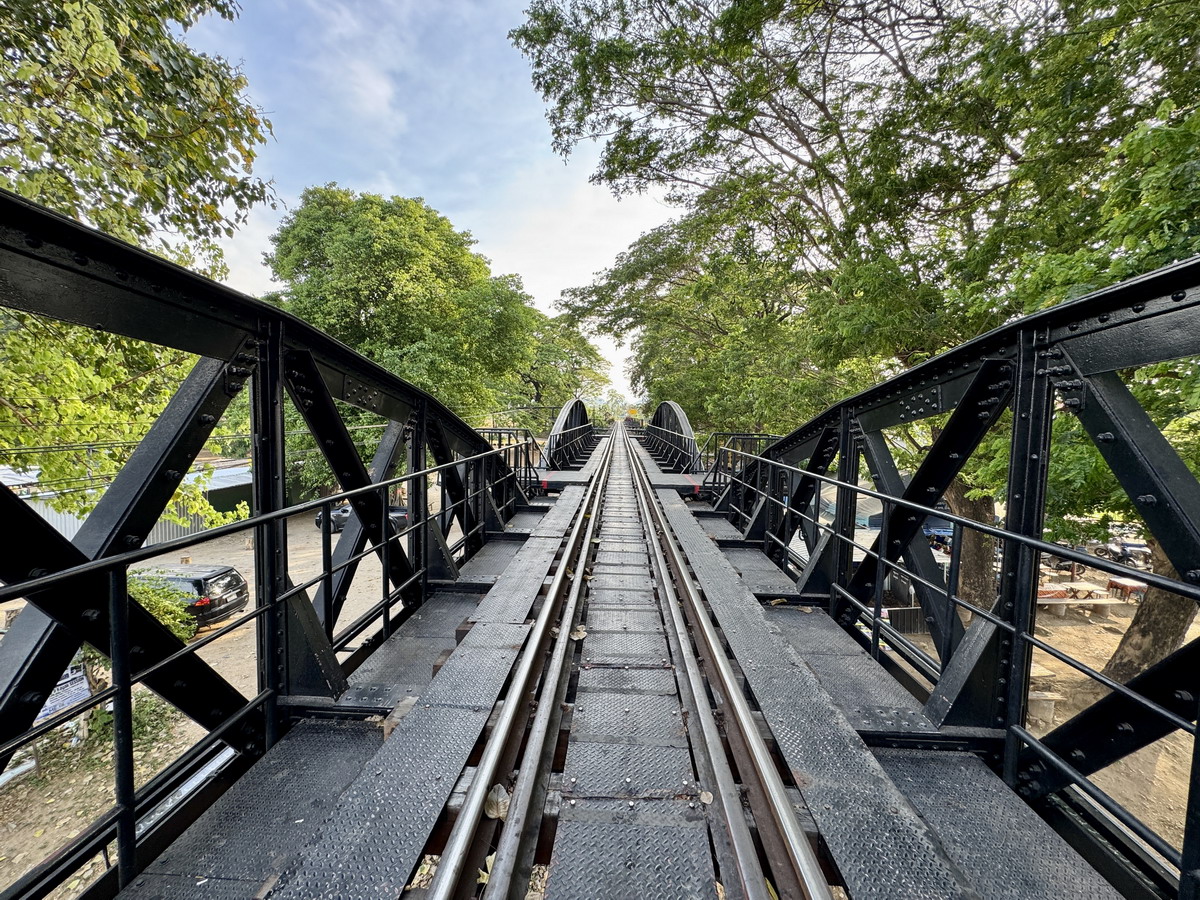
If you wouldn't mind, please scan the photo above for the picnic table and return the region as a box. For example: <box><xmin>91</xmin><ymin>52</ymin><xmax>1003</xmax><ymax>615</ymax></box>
<box><xmin>1059</xmin><ymin>580</ymin><xmax>1108</xmax><ymax>600</ymax></box>
<box><xmin>1107</xmin><ymin>576</ymin><xmax>1148</xmax><ymax>600</ymax></box>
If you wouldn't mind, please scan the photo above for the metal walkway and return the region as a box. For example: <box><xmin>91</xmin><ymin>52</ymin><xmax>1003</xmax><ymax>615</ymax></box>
<box><xmin>110</xmin><ymin>426</ymin><xmax>1116</xmax><ymax>900</ymax></box>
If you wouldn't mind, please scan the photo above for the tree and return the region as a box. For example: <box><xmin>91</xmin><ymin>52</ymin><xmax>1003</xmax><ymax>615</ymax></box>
<box><xmin>0</xmin><ymin>0</ymin><xmax>273</xmax><ymax>523</ymax></box>
<box><xmin>266</xmin><ymin>185</ymin><xmax>541</xmax><ymax>421</ymax></box>
<box><xmin>490</xmin><ymin>312</ymin><xmax>610</xmax><ymax>432</ymax></box>
<box><xmin>517</xmin><ymin>0</ymin><xmax>1200</xmax><ymax>675</ymax></box>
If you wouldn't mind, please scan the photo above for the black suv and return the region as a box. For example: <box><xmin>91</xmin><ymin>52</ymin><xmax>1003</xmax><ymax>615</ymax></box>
<box><xmin>314</xmin><ymin>504</ymin><xmax>410</xmax><ymax>533</ymax></box>
<box><xmin>131</xmin><ymin>564</ymin><xmax>249</xmax><ymax>626</ymax></box>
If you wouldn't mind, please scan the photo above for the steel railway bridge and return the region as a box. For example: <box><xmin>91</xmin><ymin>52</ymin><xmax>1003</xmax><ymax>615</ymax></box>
<box><xmin>2</xmin><ymin>189</ymin><xmax>1200</xmax><ymax>899</ymax></box>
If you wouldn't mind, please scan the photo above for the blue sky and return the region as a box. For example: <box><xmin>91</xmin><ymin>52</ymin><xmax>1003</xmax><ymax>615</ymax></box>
<box><xmin>187</xmin><ymin>0</ymin><xmax>673</xmax><ymax>397</ymax></box>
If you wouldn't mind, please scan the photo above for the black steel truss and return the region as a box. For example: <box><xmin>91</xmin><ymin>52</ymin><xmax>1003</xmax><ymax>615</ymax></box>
<box><xmin>708</xmin><ymin>255</ymin><xmax>1200</xmax><ymax>894</ymax></box>
<box><xmin>0</xmin><ymin>189</ymin><xmax>537</xmax><ymax>896</ymax></box>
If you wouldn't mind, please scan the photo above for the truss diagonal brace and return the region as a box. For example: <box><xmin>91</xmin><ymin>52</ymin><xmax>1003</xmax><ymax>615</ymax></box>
<box><xmin>844</xmin><ymin>359</ymin><xmax>1014</xmax><ymax>607</ymax></box>
<box><xmin>283</xmin><ymin>351</ymin><xmax>419</xmax><ymax>609</ymax></box>
<box><xmin>1019</xmin><ymin>636</ymin><xmax>1200</xmax><ymax>799</ymax></box>
<box><xmin>860</xmin><ymin>428</ymin><xmax>965</xmax><ymax>655</ymax></box>
<box><xmin>0</xmin><ymin>355</ymin><xmax>255</xmax><ymax>760</ymax></box>
<box><xmin>1067</xmin><ymin>365</ymin><xmax>1200</xmax><ymax>580</ymax></box>
<box><xmin>426</xmin><ymin>419</ymin><xmax>483</xmax><ymax>556</ymax></box>
<box><xmin>0</xmin><ymin>486</ymin><xmax>258</xmax><ymax>751</ymax></box>
<box><xmin>766</xmin><ymin>426</ymin><xmax>838</xmax><ymax>564</ymax></box>
<box><xmin>310</xmin><ymin>422</ymin><xmax>410</xmax><ymax>627</ymax></box>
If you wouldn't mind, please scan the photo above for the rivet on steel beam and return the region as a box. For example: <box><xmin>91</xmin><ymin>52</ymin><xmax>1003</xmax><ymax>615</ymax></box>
<box><xmin>124</xmin><ymin>535</ymin><xmax>140</xmax><ymax>546</ymax></box>
<box><xmin>1172</xmin><ymin>291</ymin><xmax>1186</xmax><ymax>302</ymax></box>
<box><xmin>1098</xmin><ymin>314</ymin><xmax>1110</xmax><ymax>323</ymax></box>
<box><xmin>1136</xmin><ymin>494</ymin><xmax>1157</xmax><ymax>506</ymax></box>
<box><xmin>1070</xmin><ymin>749</ymin><xmax>1086</xmax><ymax>762</ymax></box>
<box><xmin>165</xmin><ymin>469</ymin><xmax>181</xmax><ymax>480</ymax></box>
<box><xmin>1117</xmin><ymin>722</ymin><xmax>1134</xmax><ymax>735</ymax></box>
<box><xmin>1062</xmin><ymin>398</ymin><xmax>1081</xmax><ymax>408</ymax></box>
<box><xmin>1068</xmin><ymin>323</ymin><xmax>1080</xmax><ymax>331</ymax></box>
<box><xmin>1174</xmin><ymin>690</ymin><xmax>1194</xmax><ymax>704</ymax></box>
<box><xmin>1097</xmin><ymin>432</ymin><xmax>1115</xmax><ymax>443</ymax></box>
<box><xmin>1132</xmin><ymin>303</ymin><xmax>1146</xmax><ymax>312</ymax></box>
<box><xmin>1185</xmin><ymin>570</ymin><xmax>1200</xmax><ymax>584</ymax></box>
<box><xmin>81</xmin><ymin>609</ymin><xmax>101</xmax><ymax>622</ymax></box>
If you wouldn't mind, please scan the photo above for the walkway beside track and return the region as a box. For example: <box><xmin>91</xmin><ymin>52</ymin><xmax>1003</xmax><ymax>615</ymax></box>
<box><xmin>117</xmin><ymin>425</ymin><xmax>1121</xmax><ymax>900</ymax></box>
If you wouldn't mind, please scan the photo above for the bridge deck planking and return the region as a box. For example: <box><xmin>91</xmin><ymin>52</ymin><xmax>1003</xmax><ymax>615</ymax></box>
<box><xmin>762</xmin><ymin>605</ymin><xmax>937</xmax><ymax>735</ymax></box>
<box><xmin>721</xmin><ymin>546</ymin><xmax>803</xmax><ymax>599</ymax></box>
<box><xmin>338</xmin><ymin>591</ymin><xmax>482</xmax><ymax>709</ymax></box>
<box><xmin>270</xmin><ymin>622</ymin><xmax>531</xmax><ymax>899</ymax></box>
<box><xmin>655</xmin><ymin>488</ymin><xmax>1115</xmax><ymax>899</ymax></box>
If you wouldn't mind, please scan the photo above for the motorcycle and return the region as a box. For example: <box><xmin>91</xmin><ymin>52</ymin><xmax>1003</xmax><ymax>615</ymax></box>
<box><xmin>1092</xmin><ymin>539</ymin><xmax>1151</xmax><ymax>569</ymax></box>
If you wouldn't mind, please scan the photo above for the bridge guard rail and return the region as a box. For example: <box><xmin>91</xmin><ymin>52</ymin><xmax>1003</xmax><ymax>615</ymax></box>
<box><xmin>712</xmin><ymin>254</ymin><xmax>1200</xmax><ymax>899</ymax></box>
<box><xmin>0</xmin><ymin>188</ymin><xmax>536</xmax><ymax>897</ymax></box>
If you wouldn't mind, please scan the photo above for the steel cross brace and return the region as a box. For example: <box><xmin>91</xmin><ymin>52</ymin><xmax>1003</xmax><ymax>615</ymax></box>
<box><xmin>1062</xmin><ymin>363</ymin><xmax>1200</xmax><ymax>580</ymax></box>
<box><xmin>1020</xmin><ymin>636</ymin><xmax>1200</xmax><ymax>799</ymax></box>
<box><xmin>764</xmin><ymin>426</ymin><xmax>839</xmax><ymax>569</ymax></box>
<box><xmin>860</xmin><ymin>428</ymin><xmax>965</xmax><ymax>656</ymax></box>
<box><xmin>837</xmin><ymin>359</ymin><xmax>1014</xmax><ymax>623</ymax></box>
<box><xmin>0</xmin><ymin>355</ymin><xmax>258</xmax><ymax>763</ymax></box>
<box><xmin>426</xmin><ymin>419</ymin><xmax>483</xmax><ymax>557</ymax></box>
<box><xmin>283</xmin><ymin>351</ymin><xmax>420</xmax><ymax>618</ymax></box>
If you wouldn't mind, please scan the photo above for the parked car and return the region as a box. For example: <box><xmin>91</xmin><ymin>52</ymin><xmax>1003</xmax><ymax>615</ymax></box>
<box><xmin>314</xmin><ymin>504</ymin><xmax>410</xmax><ymax>533</ymax></box>
<box><xmin>131</xmin><ymin>564</ymin><xmax>249</xmax><ymax>626</ymax></box>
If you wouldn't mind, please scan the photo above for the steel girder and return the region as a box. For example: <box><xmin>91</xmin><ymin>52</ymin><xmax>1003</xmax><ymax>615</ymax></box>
<box><xmin>712</xmin><ymin>253</ymin><xmax>1200</xmax><ymax>890</ymax></box>
<box><xmin>0</xmin><ymin>188</ymin><xmax>530</xmax><ymax>894</ymax></box>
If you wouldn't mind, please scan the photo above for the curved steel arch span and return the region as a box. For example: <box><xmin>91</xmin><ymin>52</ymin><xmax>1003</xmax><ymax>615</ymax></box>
<box><xmin>641</xmin><ymin>400</ymin><xmax>701</xmax><ymax>474</ymax></box>
<box><xmin>543</xmin><ymin>398</ymin><xmax>595</xmax><ymax>469</ymax></box>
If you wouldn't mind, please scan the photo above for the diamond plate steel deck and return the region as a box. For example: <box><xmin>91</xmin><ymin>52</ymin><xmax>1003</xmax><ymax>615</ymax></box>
<box><xmin>470</xmin><ymin>536</ymin><xmax>561</xmax><ymax>624</ymax></box>
<box><xmin>876</xmin><ymin>749</ymin><xmax>1122</xmax><ymax>899</ymax></box>
<box><xmin>583</xmin><ymin>630</ymin><xmax>670</xmax><ymax>665</ymax></box>
<box><xmin>571</xmin><ymin>691</ymin><xmax>688</xmax><ymax>747</ymax></box>
<box><xmin>587</xmin><ymin>588</ymin><xmax>658</xmax><ymax>607</ymax></box>
<box><xmin>417</xmin><ymin>622</ymin><xmax>529</xmax><ymax>709</ymax></box>
<box><xmin>562</xmin><ymin>742</ymin><xmax>696</xmax><ymax>798</ymax></box>
<box><xmin>120</xmin><ymin>720</ymin><xmax>382</xmax><ymax>899</ymax></box>
<box><xmin>585</xmin><ymin>607</ymin><xmax>664</xmax><ymax>633</ymax></box>
<box><xmin>546</xmin><ymin>801</ymin><xmax>716</xmax><ymax>900</ymax></box>
<box><xmin>722</xmin><ymin>547</ymin><xmax>802</xmax><ymax>598</ymax></box>
<box><xmin>502</xmin><ymin>509</ymin><xmax>546</xmax><ymax>533</ymax></box>
<box><xmin>530</xmin><ymin>485</ymin><xmax>587</xmax><ymax>538</ymax></box>
<box><xmin>588</xmin><ymin>572</ymin><xmax>655</xmax><ymax>591</ymax></box>
<box><xmin>656</xmin><ymin>489</ymin><xmax>975</xmax><ymax>899</ymax></box>
<box><xmin>699</xmin><ymin>517</ymin><xmax>743</xmax><ymax>540</ymax></box>
<box><xmin>576</xmin><ymin>665</ymin><xmax>678</xmax><ymax>695</ymax></box>
<box><xmin>456</xmin><ymin>540</ymin><xmax>522</xmax><ymax>584</ymax></box>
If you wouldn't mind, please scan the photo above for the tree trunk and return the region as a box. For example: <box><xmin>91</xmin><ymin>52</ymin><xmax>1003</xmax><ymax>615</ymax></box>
<box><xmin>942</xmin><ymin>479</ymin><xmax>997</xmax><ymax>616</ymax></box>
<box><xmin>1102</xmin><ymin>538</ymin><xmax>1193</xmax><ymax>683</ymax></box>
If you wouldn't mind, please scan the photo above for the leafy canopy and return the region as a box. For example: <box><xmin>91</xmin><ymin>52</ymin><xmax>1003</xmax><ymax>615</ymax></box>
<box><xmin>0</xmin><ymin>0</ymin><xmax>273</xmax><ymax>521</ymax></box>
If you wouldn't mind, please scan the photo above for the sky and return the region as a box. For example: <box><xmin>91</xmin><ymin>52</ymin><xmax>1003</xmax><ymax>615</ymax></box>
<box><xmin>186</xmin><ymin>0</ymin><xmax>674</xmax><ymax>399</ymax></box>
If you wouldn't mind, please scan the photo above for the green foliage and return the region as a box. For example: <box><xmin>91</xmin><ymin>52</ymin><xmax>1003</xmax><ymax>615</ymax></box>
<box><xmin>266</xmin><ymin>185</ymin><xmax>540</xmax><ymax>420</ymax></box>
<box><xmin>0</xmin><ymin>0</ymin><xmax>270</xmax><ymax>523</ymax></box>
<box><xmin>127</xmin><ymin>574</ymin><xmax>197</xmax><ymax>642</ymax></box>
<box><xmin>267</xmin><ymin>185</ymin><xmax>611</xmax><ymax>494</ymax></box>
<box><xmin>521</xmin><ymin>0</ymin><xmax>1200</xmax><ymax>501</ymax></box>
<box><xmin>0</xmin><ymin>0</ymin><xmax>273</xmax><ymax>274</ymax></box>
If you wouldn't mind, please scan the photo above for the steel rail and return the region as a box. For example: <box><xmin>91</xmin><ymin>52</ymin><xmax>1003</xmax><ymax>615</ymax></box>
<box><xmin>482</xmin><ymin>437</ymin><xmax>614</xmax><ymax>899</ymax></box>
<box><xmin>621</xmin><ymin>426</ymin><xmax>772</xmax><ymax>900</ymax></box>
<box><xmin>425</xmin><ymin>433</ymin><xmax>616</xmax><ymax>900</ymax></box>
<box><xmin>626</xmin><ymin>430</ymin><xmax>834</xmax><ymax>899</ymax></box>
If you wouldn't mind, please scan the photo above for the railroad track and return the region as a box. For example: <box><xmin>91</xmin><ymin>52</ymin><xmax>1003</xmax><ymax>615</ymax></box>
<box><xmin>421</xmin><ymin>422</ymin><xmax>832</xmax><ymax>900</ymax></box>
